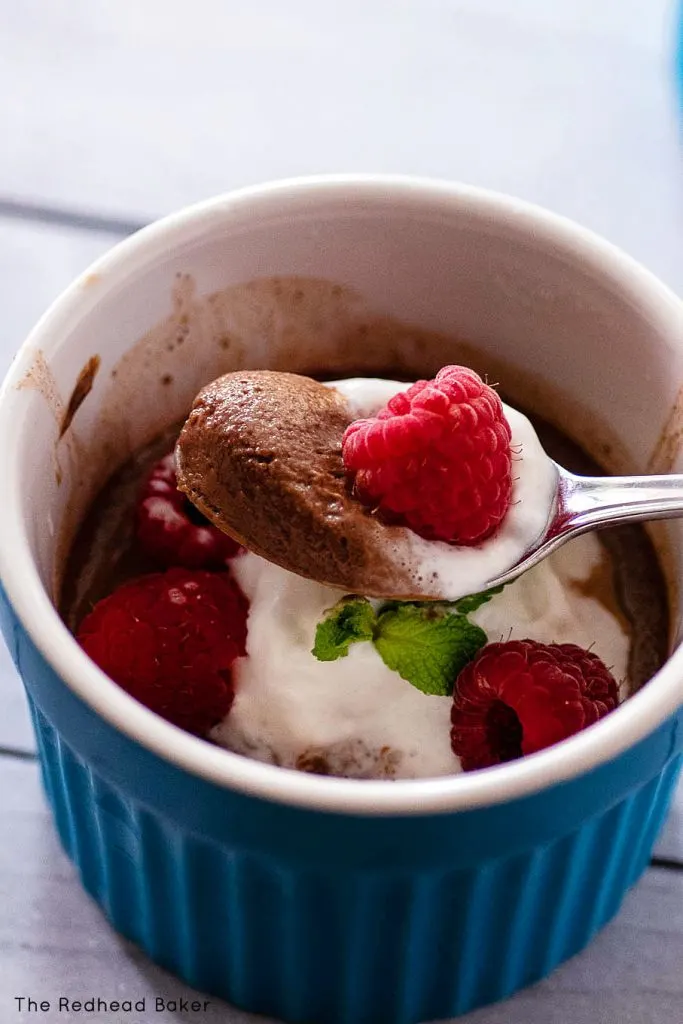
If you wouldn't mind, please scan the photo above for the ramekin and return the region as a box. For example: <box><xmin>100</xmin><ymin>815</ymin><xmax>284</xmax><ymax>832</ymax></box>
<box><xmin>1</xmin><ymin>177</ymin><xmax>682</xmax><ymax>1024</ymax></box>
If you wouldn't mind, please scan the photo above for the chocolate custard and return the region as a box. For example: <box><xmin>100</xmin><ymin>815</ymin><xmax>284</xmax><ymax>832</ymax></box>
<box><xmin>61</xmin><ymin>394</ymin><xmax>669</xmax><ymax>696</ymax></box>
<box><xmin>174</xmin><ymin>371</ymin><xmax>416</xmax><ymax>597</ymax></box>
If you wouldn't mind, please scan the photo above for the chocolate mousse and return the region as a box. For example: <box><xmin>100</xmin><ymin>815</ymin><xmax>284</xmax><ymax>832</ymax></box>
<box><xmin>175</xmin><ymin>371</ymin><xmax>415</xmax><ymax>597</ymax></box>
<box><xmin>61</xmin><ymin>370</ymin><xmax>670</xmax><ymax>780</ymax></box>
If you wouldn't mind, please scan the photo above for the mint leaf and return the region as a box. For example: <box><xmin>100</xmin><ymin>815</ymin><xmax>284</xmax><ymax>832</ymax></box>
<box><xmin>374</xmin><ymin>605</ymin><xmax>487</xmax><ymax>696</ymax></box>
<box><xmin>453</xmin><ymin>584</ymin><xmax>506</xmax><ymax>615</ymax></box>
<box><xmin>312</xmin><ymin>597</ymin><xmax>377</xmax><ymax>661</ymax></box>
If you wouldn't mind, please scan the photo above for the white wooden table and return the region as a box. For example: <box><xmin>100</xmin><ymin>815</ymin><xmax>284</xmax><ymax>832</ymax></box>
<box><xmin>1</xmin><ymin>3</ymin><xmax>682</xmax><ymax>1022</ymax></box>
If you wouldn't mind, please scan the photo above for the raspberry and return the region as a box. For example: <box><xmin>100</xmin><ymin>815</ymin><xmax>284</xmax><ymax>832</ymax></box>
<box><xmin>450</xmin><ymin>640</ymin><xmax>619</xmax><ymax>771</ymax></box>
<box><xmin>77</xmin><ymin>568</ymin><xmax>248</xmax><ymax>736</ymax></box>
<box><xmin>342</xmin><ymin>365</ymin><xmax>513</xmax><ymax>545</ymax></box>
<box><xmin>136</xmin><ymin>451</ymin><xmax>241</xmax><ymax>569</ymax></box>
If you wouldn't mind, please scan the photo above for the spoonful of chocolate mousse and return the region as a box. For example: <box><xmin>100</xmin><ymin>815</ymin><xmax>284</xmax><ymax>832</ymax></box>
<box><xmin>175</xmin><ymin>367</ymin><xmax>683</xmax><ymax>601</ymax></box>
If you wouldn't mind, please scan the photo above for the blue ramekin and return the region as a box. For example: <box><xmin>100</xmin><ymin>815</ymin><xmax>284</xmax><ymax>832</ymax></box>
<box><xmin>1</xmin><ymin>178</ymin><xmax>682</xmax><ymax>1024</ymax></box>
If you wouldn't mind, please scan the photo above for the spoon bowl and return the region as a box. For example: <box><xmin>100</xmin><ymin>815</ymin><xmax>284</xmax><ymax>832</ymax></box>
<box><xmin>175</xmin><ymin>369</ymin><xmax>558</xmax><ymax>601</ymax></box>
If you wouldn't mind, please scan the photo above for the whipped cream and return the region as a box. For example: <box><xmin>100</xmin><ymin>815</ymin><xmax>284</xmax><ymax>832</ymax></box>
<box><xmin>211</xmin><ymin>533</ymin><xmax>629</xmax><ymax>779</ymax></box>
<box><xmin>326</xmin><ymin>378</ymin><xmax>558</xmax><ymax>602</ymax></box>
<box><xmin>210</xmin><ymin>378</ymin><xmax>628</xmax><ymax>779</ymax></box>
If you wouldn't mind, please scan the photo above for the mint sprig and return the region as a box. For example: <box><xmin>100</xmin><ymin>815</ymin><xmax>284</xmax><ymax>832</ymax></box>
<box><xmin>311</xmin><ymin>587</ymin><xmax>498</xmax><ymax>695</ymax></box>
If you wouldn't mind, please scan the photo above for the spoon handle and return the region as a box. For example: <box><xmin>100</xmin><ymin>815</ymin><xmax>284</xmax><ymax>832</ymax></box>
<box><xmin>560</xmin><ymin>471</ymin><xmax>683</xmax><ymax>531</ymax></box>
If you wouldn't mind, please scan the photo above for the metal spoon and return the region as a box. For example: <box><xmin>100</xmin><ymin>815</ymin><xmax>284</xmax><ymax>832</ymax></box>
<box><xmin>485</xmin><ymin>462</ymin><xmax>682</xmax><ymax>590</ymax></box>
<box><xmin>176</xmin><ymin>370</ymin><xmax>680</xmax><ymax>600</ymax></box>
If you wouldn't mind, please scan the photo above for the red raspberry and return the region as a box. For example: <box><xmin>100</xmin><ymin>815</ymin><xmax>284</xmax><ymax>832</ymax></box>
<box><xmin>450</xmin><ymin>640</ymin><xmax>619</xmax><ymax>771</ymax></box>
<box><xmin>136</xmin><ymin>451</ymin><xmax>241</xmax><ymax>569</ymax></box>
<box><xmin>342</xmin><ymin>365</ymin><xmax>513</xmax><ymax>544</ymax></box>
<box><xmin>77</xmin><ymin>568</ymin><xmax>248</xmax><ymax>737</ymax></box>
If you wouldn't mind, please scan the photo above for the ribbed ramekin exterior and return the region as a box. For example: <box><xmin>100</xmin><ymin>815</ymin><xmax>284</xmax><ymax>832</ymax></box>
<box><xmin>2</xmin><ymin>588</ymin><xmax>682</xmax><ymax>1024</ymax></box>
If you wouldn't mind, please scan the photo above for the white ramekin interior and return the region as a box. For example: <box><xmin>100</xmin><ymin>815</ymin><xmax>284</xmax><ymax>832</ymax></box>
<box><xmin>1</xmin><ymin>175</ymin><xmax>683</xmax><ymax>815</ymax></box>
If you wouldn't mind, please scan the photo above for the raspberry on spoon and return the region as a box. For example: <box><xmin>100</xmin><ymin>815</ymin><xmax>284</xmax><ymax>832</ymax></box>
<box><xmin>77</xmin><ymin>568</ymin><xmax>248</xmax><ymax>736</ymax></box>
<box><xmin>137</xmin><ymin>451</ymin><xmax>241</xmax><ymax>569</ymax></box>
<box><xmin>342</xmin><ymin>365</ymin><xmax>513</xmax><ymax>544</ymax></box>
<box><xmin>450</xmin><ymin>639</ymin><xmax>619</xmax><ymax>770</ymax></box>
